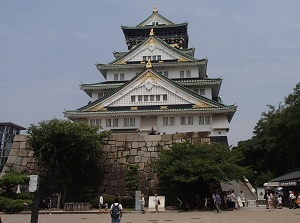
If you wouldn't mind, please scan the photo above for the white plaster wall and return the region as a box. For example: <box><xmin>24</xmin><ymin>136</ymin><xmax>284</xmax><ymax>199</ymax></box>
<box><xmin>212</xmin><ymin>115</ymin><xmax>230</xmax><ymax>129</ymax></box>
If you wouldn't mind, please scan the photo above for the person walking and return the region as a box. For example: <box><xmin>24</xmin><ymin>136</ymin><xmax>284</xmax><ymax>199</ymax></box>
<box><xmin>140</xmin><ymin>194</ymin><xmax>145</xmax><ymax>214</ymax></box>
<box><xmin>99</xmin><ymin>193</ymin><xmax>104</xmax><ymax>214</ymax></box>
<box><xmin>240</xmin><ymin>191</ymin><xmax>246</xmax><ymax>207</ymax></box>
<box><xmin>110</xmin><ymin>197</ymin><xmax>123</xmax><ymax>223</ymax></box>
<box><xmin>215</xmin><ymin>192</ymin><xmax>222</xmax><ymax>213</ymax></box>
<box><xmin>153</xmin><ymin>194</ymin><xmax>160</xmax><ymax>213</ymax></box>
<box><xmin>43</xmin><ymin>196</ymin><xmax>51</xmax><ymax>214</ymax></box>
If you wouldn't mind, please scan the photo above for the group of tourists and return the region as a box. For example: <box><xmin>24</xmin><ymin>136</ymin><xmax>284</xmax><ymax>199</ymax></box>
<box><xmin>264</xmin><ymin>190</ymin><xmax>300</xmax><ymax>210</ymax></box>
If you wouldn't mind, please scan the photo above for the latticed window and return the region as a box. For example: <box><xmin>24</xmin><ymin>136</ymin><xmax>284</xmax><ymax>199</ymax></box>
<box><xmin>114</xmin><ymin>74</ymin><xmax>118</xmax><ymax>81</ymax></box>
<box><xmin>106</xmin><ymin>119</ymin><xmax>111</xmax><ymax>127</ymax></box>
<box><xmin>188</xmin><ymin>116</ymin><xmax>193</xmax><ymax>125</ymax></box>
<box><xmin>163</xmin><ymin>94</ymin><xmax>167</xmax><ymax>101</ymax></box>
<box><xmin>199</xmin><ymin>116</ymin><xmax>211</xmax><ymax>125</ymax></box>
<box><xmin>163</xmin><ymin>117</ymin><xmax>175</xmax><ymax>126</ymax></box>
<box><xmin>156</xmin><ymin>95</ymin><xmax>160</xmax><ymax>101</ymax></box>
<box><xmin>180</xmin><ymin>117</ymin><xmax>186</xmax><ymax>125</ymax></box>
<box><xmin>157</xmin><ymin>55</ymin><xmax>161</xmax><ymax>60</ymax></box>
<box><xmin>144</xmin><ymin>95</ymin><xmax>148</xmax><ymax>101</ymax></box>
<box><xmin>180</xmin><ymin>71</ymin><xmax>184</xmax><ymax>78</ymax></box>
<box><xmin>150</xmin><ymin>95</ymin><xmax>155</xmax><ymax>101</ymax></box>
<box><xmin>120</xmin><ymin>73</ymin><xmax>125</xmax><ymax>80</ymax></box>
<box><xmin>113</xmin><ymin>119</ymin><xmax>118</xmax><ymax>127</ymax></box>
<box><xmin>124</xmin><ymin>118</ymin><xmax>135</xmax><ymax>127</ymax></box>
<box><xmin>131</xmin><ymin>96</ymin><xmax>135</xmax><ymax>102</ymax></box>
<box><xmin>90</xmin><ymin>119</ymin><xmax>101</xmax><ymax>127</ymax></box>
<box><xmin>186</xmin><ymin>70</ymin><xmax>191</xmax><ymax>78</ymax></box>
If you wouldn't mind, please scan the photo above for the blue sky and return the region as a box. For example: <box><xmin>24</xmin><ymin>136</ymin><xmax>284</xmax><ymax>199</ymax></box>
<box><xmin>1</xmin><ymin>0</ymin><xmax>299</xmax><ymax>146</ymax></box>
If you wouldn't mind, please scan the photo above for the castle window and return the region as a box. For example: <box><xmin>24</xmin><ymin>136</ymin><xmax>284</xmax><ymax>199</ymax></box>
<box><xmin>199</xmin><ymin>116</ymin><xmax>210</xmax><ymax>125</ymax></box>
<box><xmin>114</xmin><ymin>73</ymin><xmax>118</xmax><ymax>81</ymax></box>
<box><xmin>180</xmin><ymin>117</ymin><xmax>186</xmax><ymax>125</ymax></box>
<box><xmin>163</xmin><ymin>94</ymin><xmax>167</xmax><ymax>101</ymax></box>
<box><xmin>186</xmin><ymin>70</ymin><xmax>191</xmax><ymax>78</ymax></box>
<box><xmin>144</xmin><ymin>95</ymin><xmax>149</xmax><ymax>101</ymax></box>
<box><xmin>188</xmin><ymin>116</ymin><xmax>193</xmax><ymax>125</ymax></box>
<box><xmin>113</xmin><ymin>119</ymin><xmax>118</xmax><ymax>127</ymax></box>
<box><xmin>131</xmin><ymin>96</ymin><xmax>135</xmax><ymax>102</ymax></box>
<box><xmin>163</xmin><ymin>71</ymin><xmax>168</xmax><ymax>77</ymax></box>
<box><xmin>138</xmin><ymin>95</ymin><xmax>143</xmax><ymax>102</ymax></box>
<box><xmin>143</xmin><ymin>56</ymin><xmax>147</xmax><ymax>61</ymax></box>
<box><xmin>106</xmin><ymin>119</ymin><xmax>111</xmax><ymax>127</ymax></box>
<box><xmin>150</xmin><ymin>95</ymin><xmax>155</xmax><ymax>101</ymax></box>
<box><xmin>152</xmin><ymin>56</ymin><xmax>157</xmax><ymax>61</ymax></box>
<box><xmin>156</xmin><ymin>95</ymin><xmax>160</xmax><ymax>101</ymax></box>
<box><xmin>124</xmin><ymin>118</ymin><xmax>135</xmax><ymax>127</ymax></box>
<box><xmin>90</xmin><ymin>119</ymin><xmax>101</xmax><ymax>127</ymax></box>
<box><xmin>163</xmin><ymin>117</ymin><xmax>175</xmax><ymax>126</ymax></box>
<box><xmin>180</xmin><ymin>71</ymin><xmax>184</xmax><ymax>78</ymax></box>
<box><xmin>157</xmin><ymin>55</ymin><xmax>161</xmax><ymax>60</ymax></box>
<box><xmin>120</xmin><ymin>73</ymin><xmax>125</xmax><ymax>80</ymax></box>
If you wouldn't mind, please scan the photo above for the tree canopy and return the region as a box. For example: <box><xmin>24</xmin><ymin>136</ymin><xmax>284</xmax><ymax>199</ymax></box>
<box><xmin>233</xmin><ymin>82</ymin><xmax>300</xmax><ymax>186</ymax></box>
<box><xmin>26</xmin><ymin>118</ymin><xmax>110</xmax><ymax>203</ymax></box>
<box><xmin>152</xmin><ymin>141</ymin><xmax>248</xmax><ymax>202</ymax></box>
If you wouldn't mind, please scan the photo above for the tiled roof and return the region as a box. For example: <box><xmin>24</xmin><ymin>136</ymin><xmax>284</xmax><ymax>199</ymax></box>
<box><xmin>68</xmin><ymin>68</ymin><xmax>236</xmax><ymax>117</ymax></box>
<box><xmin>107</xmin><ymin>35</ymin><xmax>198</xmax><ymax>66</ymax></box>
<box><xmin>270</xmin><ymin>169</ymin><xmax>300</xmax><ymax>182</ymax></box>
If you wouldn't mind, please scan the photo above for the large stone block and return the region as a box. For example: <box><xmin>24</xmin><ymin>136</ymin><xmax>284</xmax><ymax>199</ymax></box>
<box><xmin>150</xmin><ymin>152</ymin><xmax>159</xmax><ymax>158</ymax></box>
<box><xmin>144</xmin><ymin>135</ymin><xmax>161</xmax><ymax>142</ymax></box>
<box><xmin>132</xmin><ymin>142</ymin><xmax>139</xmax><ymax>148</ymax></box>
<box><xmin>141</xmin><ymin>157</ymin><xmax>148</xmax><ymax>163</ymax></box>
<box><xmin>126</xmin><ymin>134</ymin><xmax>144</xmax><ymax>142</ymax></box>
<box><xmin>134</xmin><ymin>156</ymin><xmax>142</xmax><ymax>162</ymax></box>
<box><xmin>14</xmin><ymin>135</ymin><xmax>27</xmax><ymax>142</ymax></box>
<box><xmin>17</xmin><ymin>149</ymin><xmax>29</xmax><ymax>157</ymax></box>
<box><xmin>138</xmin><ymin>162</ymin><xmax>145</xmax><ymax>170</ymax></box>
<box><xmin>161</xmin><ymin>134</ymin><xmax>172</xmax><ymax>141</ymax></box>
<box><xmin>12</xmin><ymin>141</ymin><xmax>20</xmax><ymax>149</ymax></box>
<box><xmin>129</xmin><ymin>149</ymin><xmax>137</xmax><ymax>156</ymax></box>
<box><xmin>19</xmin><ymin>141</ymin><xmax>27</xmax><ymax>149</ymax></box>
<box><xmin>172</xmin><ymin>133</ymin><xmax>184</xmax><ymax>140</ymax></box>
<box><xmin>115</xmin><ymin>141</ymin><xmax>124</xmax><ymax>147</ymax></box>
<box><xmin>109</xmin><ymin>134</ymin><xmax>127</xmax><ymax>141</ymax></box>
<box><xmin>140</xmin><ymin>179</ymin><xmax>150</xmax><ymax>187</ymax></box>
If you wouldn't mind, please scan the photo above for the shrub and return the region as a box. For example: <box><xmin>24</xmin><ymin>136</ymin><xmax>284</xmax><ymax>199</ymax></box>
<box><xmin>0</xmin><ymin>196</ymin><xmax>32</xmax><ymax>214</ymax></box>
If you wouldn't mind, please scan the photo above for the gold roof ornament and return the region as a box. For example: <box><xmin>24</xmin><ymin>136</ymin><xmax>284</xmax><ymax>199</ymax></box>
<box><xmin>150</xmin><ymin>28</ymin><xmax>154</xmax><ymax>36</ymax></box>
<box><xmin>146</xmin><ymin>59</ymin><xmax>152</xmax><ymax>68</ymax></box>
<box><xmin>153</xmin><ymin>4</ymin><xmax>158</xmax><ymax>13</ymax></box>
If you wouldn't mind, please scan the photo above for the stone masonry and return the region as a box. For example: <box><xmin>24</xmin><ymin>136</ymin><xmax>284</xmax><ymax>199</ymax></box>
<box><xmin>2</xmin><ymin>132</ymin><xmax>210</xmax><ymax>196</ymax></box>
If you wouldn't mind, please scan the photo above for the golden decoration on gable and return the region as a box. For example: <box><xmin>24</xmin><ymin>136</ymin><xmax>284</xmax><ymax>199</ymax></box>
<box><xmin>160</xmin><ymin>106</ymin><xmax>168</xmax><ymax>110</ymax></box>
<box><xmin>116</xmin><ymin>60</ymin><xmax>126</xmax><ymax>65</ymax></box>
<box><xmin>130</xmin><ymin>107</ymin><xmax>138</xmax><ymax>110</ymax></box>
<box><xmin>146</xmin><ymin>59</ymin><xmax>152</xmax><ymax>68</ymax></box>
<box><xmin>178</xmin><ymin>57</ymin><xmax>189</xmax><ymax>62</ymax></box>
<box><xmin>150</xmin><ymin>28</ymin><xmax>154</xmax><ymax>36</ymax></box>
<box><xmin>146</xmin><ymin>38</ymin><xmax>157</xmax><ymax>46</ymax></box>
<box><xmin>192</xmin><ymin>102</ymin><xmax>211</xmax><ymax>108</ymax></box>
<box><xmin>140</xmin><ymin>71</ymin><xmax>157</xmax><ymax>84</ymax></box>
<box><xmin>87</xmin><ymin>105</ymin><xmax>107</xmax><ymax>112</ymax></box>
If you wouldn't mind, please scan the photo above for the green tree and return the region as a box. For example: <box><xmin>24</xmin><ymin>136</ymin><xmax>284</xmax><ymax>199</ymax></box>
<box><xmin>233</xmin><ymin>82</ymin><xmax>300</xmax><ymax>185</ymax></box>
<box><xmin>152</xmin><ymin>141</ymin><xmax>248</xmax><ymax>203</ymax></box>
<box><xmin>0</xmin><ymin>169</ymin><xmax>32</xmax><ymax>213</ymax></box>
<box><xmin>124</xmin><ymin>164</ymin><xmax>140</xmax><ymax>196</ymax></box>
<box><xmin>26</xmin><ymin>118</ymin><xmax>110</xmax><ymax>204</ymax></box>
<box><xmin>0</xmin><ymin>170</ymin><xmax>29</xmax><ymax>196</ymax></box>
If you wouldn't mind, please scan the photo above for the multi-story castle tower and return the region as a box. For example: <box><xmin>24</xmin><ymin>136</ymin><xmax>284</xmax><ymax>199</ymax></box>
<box><xmin>64</xmin><ymin>5</ymin><xmax>236</xmax><ymax>145</ymax></box>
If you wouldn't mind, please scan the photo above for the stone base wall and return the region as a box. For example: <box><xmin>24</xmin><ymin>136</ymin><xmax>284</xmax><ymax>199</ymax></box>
<box><xmin>2</xmin><ymin>132</ymin><xmax>210</xmax><ymax>196</ymax></box>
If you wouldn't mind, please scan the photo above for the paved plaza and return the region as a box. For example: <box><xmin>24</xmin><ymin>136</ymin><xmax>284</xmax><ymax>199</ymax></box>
<box><xmin>1</xmin><ymin>207</ymin><xmax>300</xmax><ymax>223</ymax></box>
